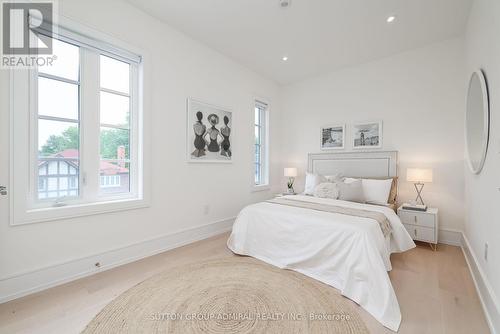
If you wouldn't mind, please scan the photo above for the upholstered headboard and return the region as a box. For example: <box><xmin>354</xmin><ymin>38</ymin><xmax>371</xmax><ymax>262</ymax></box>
<box><xmin>308</xmin><ymin>151</ymin><xmax>398</xmax><ymax>178</ymax></box>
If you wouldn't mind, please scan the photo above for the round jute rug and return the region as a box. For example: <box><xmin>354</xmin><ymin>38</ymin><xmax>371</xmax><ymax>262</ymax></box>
<box><xmin>83</xmin><ymin>257</ymin><xmax>369</xmax><ymax>333</ymax></box>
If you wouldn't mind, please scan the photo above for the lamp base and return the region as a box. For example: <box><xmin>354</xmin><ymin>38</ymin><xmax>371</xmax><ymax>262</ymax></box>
<box><xmin>414</xmin><ymin>182</ymin><xmax>426</xmax><ymax>206</ymax></box>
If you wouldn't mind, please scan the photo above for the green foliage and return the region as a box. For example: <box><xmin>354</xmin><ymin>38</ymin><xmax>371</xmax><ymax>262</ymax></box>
<box><xmin>40</xmin><ymin>126</ymin><xmax>79</xmax><ymax>155</ymax></box>
<box><xmin>100</xmin><ymin>128</ymin><xmax>129</xmax><ymax>159</ymax></box>
<box><xmin>39</xmin><ymin>125</ymin><xmax>129</xmax><ymax>159</ymax></box>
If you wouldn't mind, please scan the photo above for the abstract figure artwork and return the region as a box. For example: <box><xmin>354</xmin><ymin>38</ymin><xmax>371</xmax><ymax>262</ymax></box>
<box><xmin>187</xmin><ymin>99</ymin><xmax>232</xmax><ymax>162</ymax></box>
<box><xmin>192</xmin><ymin>111</ymin><xmax>207</xmax><ymax>158</ymax></box>
<box><xmin>220</xmin><ymin>116</ymin><xmax>232</xmax><ymax>157</ymax></box>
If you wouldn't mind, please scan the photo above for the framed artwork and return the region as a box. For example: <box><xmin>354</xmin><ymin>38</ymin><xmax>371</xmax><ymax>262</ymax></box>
<box><xmin>352</xmin><ymin>121</ymin><xmax>382</xmax><ymax>149</ymax></box>
<box><xmin>320</xmin><ymin>124</ymin><xmax>345</xmax><ymax>150</ymax></box>
<box><xmin>187</xmin><ymin>98</ymin><xmax>232</xmax><ymax>163</ymax></box>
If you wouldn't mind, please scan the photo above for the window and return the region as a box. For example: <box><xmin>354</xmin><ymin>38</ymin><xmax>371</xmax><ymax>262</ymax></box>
<box><xmin>34</xmin><ymin>34</ymin><xmax>138</xmax><ymax>202</ymax></box>
<box><xmin>99</xmin><ymin>55</ymin><xmax>131</xmax><ymax>195</ymax></box>
<box><xmin>254</xmin><ymin>100</ymin><xmax>269</xmax><ymax>186</ymax></box>
<box><xmin>10</xmin><ymin>19</ymin><xmax>145</xmax><ymax>225</ymax></box>
<box><xmin>37</xmin><ymin>38</ymin><xmax>80</xmax><ymax>200</ymax></box>
<box><xmin>35</xmin><ymin>42</ymin><xmax>136</xmax><ymax>200</ymax></box>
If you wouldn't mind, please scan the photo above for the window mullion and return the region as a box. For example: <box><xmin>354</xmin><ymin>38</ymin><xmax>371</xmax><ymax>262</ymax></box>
<box><xmin>80</xmin><ymin>48</ymin><xmax>100</xmax><ymax>201</ymax></box>
<box><xmin>129</xmin><ymin>63</ymin><xmax>140</xmax><ymax>197</ymax></box>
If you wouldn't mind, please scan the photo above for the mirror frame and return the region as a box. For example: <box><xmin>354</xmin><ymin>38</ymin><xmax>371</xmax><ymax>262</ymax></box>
<box><xmin>465</xmin><ymin>70</ymin><xmax>490</xmax><ymax>175</ymax></box>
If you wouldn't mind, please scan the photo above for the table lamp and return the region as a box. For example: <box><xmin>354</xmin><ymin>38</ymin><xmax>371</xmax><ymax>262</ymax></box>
<box><xmin>406</xmin><ymin>168</ymin><xmax>433</xmax><ymax>209</ymax></box>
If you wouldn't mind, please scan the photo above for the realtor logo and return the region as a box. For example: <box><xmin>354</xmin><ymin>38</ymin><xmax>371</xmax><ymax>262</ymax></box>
<box><xmin>2</xmin><ymin>2</ymin><xmax>53</xmax><ymax>55</ymax></box>
<box><xmin>1</xmin><ymin>1</ymin><xmax>56</xmax><ymax>68</ymax></box>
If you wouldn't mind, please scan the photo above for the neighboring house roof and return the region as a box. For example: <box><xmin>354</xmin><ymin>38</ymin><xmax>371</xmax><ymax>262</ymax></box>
<box><xmin>38</xmin><ymin>149</ymin><xmax>128</xmax><ymax>175</ymax></box>
<box><xmin>55</xmin><ymin>149</ymin><xmax>79</xmax><ymax>158</ymax></box>
<box><xmin>100</xmin><ymin>160</ymin><xmax>129</xmax><ymax>175</ymax></box>
<box><xmin>38</xmin><ymin>149</ymin><xmax>79</xmax><ymax>169</ymax></box>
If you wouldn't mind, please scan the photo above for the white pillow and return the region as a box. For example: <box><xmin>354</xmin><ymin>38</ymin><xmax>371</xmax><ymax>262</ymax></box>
<box><xmin>313</xmin><ymin>182</ymin><xmax>339</xmax><ymax>199</ymax></box>
<box><xmin>337</xmin><ymin>179</ymin><xmax>365</xmax><ymax>203</ymax></box>
<box><xmin>361</xmin><ymin>178</ymin><xmax>393</xmax><ymax>205</ymax></box>
<box><xmin>324</xmin><ymin>173</ymin><xmax>344</xmax><ymax>183</ymax></box>
<box><xmin>343</xmin><ymin>177</ymin><xmax>358</xmax><ymax>184</ymax></box>
<box><xmin>304</xmin><ymin>173</ymin><xmax>326</xmax><ymax>195</ymax></box>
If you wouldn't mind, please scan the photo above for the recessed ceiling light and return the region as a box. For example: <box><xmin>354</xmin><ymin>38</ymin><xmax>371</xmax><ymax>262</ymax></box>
<box><xmin>282</xmin><ymin>56</ymin><xmax>288</xmax><ymax>61</ymax></box>
<box><xmin>386</xmin><ymin>15</ymin><xmax>396</xmax><ymax>23</ymax></box>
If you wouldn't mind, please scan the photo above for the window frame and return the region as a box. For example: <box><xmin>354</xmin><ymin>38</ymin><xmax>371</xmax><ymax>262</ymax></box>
<box><xmin>32</xmin><ymin>39</ymin><xmax>82</xmax><ymax>204</ymax></box>
<box><xmin>9</xmin><ymin>17</ymin><xmax>148</xmax><ymax>226</ymax></box>
<box><xmin>253</xmin><ymin>99</ymin><xmax>270</xmax><ymax>191</ymax></box>
<box><xmin>97</xmin><ymin>54</ymin><xmax>135</xmax><ymax>197</ymax></box>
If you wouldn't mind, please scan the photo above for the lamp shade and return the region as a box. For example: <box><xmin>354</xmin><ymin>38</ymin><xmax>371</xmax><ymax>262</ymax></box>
<box><xmin>284</xmin><ymin>168</ymin><xmax>297</xmax><ymax>177</ymax></box>
<box><xmin>407</xmin><ymin>168</ymin><xmax>433</xmax><ymax>183</ymax></box>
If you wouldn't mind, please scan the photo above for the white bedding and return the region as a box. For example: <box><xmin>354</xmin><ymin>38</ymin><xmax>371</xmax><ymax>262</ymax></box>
<box><xmin>227</xmin><ymin>195</ymin><xmax>415</xmax><ymax>331</ymax></box>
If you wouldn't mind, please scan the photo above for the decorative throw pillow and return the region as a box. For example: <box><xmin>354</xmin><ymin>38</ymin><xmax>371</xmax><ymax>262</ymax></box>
<box><xmin>387</xmin><ymin>177</ymin><xmax>398</xmax><ymax>204</ymax></box>
<box><xmin>361</xmin><ymin>178</ymin><xmax>393</xmax><ymax>205</ymax></box>
<box><xmin>313</xmin><ymin>182</ymin><xmax>340</xmax><ymax>199</ymax></box>
<box><xmin>304</xmin><ymin>173</ymin><xmax>326</xmax><ymax>195</ymax></box>
<box><xmin>337</xmin><ymin>179</ymin><xmax>365</xmax><ymax>203</ymax></box>
<box><xmin>324</xmin><ymin>173</ymin><xmax>344</xmax><ymax>183</ymax></box>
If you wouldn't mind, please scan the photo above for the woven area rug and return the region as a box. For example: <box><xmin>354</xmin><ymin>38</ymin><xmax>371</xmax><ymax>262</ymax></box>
<box><xmin>83</xmin><ymin>257</ymin><xmax>369</xmax><ymax>333</ymax></box>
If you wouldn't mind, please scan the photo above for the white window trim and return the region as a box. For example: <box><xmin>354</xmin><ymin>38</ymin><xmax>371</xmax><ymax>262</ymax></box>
<box><xmin>252</xmin><ymin>98</ymin><xmax>270</xmax><ymax>191</ymax></box>
<box><xmin>9</xmin><ymin>16</ymin><xmax>149</xmax><ymax>226</ymax></box>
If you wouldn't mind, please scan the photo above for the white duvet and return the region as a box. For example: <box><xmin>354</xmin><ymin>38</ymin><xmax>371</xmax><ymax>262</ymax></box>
<box><xmin>227</xmin><ymin>195</ymin><xmax>415</xmax><ymax>331</ymax></box>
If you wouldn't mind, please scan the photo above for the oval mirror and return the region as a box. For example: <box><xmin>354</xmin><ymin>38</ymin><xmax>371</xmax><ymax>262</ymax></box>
<box><xmin>466</xmin><ymin>70</ymin><xmax>489</xmax><ymax>174</ymax></box>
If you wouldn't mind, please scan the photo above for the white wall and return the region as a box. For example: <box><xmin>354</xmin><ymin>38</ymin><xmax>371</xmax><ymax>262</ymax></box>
<box><xmin>464</xmin><ymin>0</ymin><xmax>500</xmax><ymax>331</ymax></box>
<box><xmin>0</xmin><ymin>0</ymin><xmax>281</xmax><ymax>300</ymax></box>
<box><xmin>0</xmin><ymin>0</ymin><xmax>493</xmax><ymax>316</ymax></box>
<box><xmin>280</xmin><ymin>38</ymin><xmax>466</xmax><ymax>232</ymax></box>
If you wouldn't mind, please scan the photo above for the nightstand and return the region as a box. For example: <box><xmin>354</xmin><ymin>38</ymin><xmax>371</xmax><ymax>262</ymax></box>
<box><xmin>397</xmin><ymin>206</ymin><xmax>438</xmax><ymax>251</ymax></box>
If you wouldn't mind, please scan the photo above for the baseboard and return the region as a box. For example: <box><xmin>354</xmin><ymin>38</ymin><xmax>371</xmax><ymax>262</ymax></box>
<box><xmin>461</xmin><ymin>233</ymin><xmax>499</xmax><ymax>334</ymax></box>
<box><xmin>438</xmin><ymin>228</ymin><xmax>463</xmax><ymax>246</ymax></box>
<box><xmin>0</xmin><ymin>217</ymin><xmax>235</xmax><ymax>304</ymax></box>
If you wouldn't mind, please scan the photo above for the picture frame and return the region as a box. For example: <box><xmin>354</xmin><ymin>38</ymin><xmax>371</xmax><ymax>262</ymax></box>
<box><xmin>320</xmin><ymin>124</ymin><xmax>345</xmax><ymax>150</ymax></box>
<box><xmin>187</xmin><ymin>98</ymin><xmax>233</xmax><ymax>163</ymax></box>
<box><xmin>352</xmin><ymin>121</ymin><xmax>383</xmax><ymax>149</ymax></box>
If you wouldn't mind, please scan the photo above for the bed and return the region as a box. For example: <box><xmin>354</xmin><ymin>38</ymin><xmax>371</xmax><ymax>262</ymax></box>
<box><xmin>227</xmin><ymin>151</ymin><xmax>415</xmax><ymax>331</ymax></box>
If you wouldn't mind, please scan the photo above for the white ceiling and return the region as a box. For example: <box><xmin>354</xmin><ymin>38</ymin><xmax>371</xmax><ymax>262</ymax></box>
<box><xmin>126</xmin><ymin>0</ymin><xmax>472</xmax><ymax>85</ymax></box>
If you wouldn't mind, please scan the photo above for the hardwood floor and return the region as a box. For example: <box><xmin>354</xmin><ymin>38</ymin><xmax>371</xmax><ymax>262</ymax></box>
<box><xmin>0</xmin><ymin>234</ymin><xmax>490</xmax><ymax>334</ymax></box>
